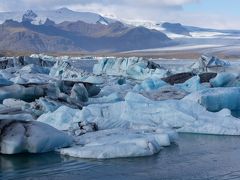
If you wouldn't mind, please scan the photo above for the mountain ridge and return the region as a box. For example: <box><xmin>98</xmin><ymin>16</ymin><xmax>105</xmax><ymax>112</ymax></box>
<box><xmin>0</xmin><ymin>18</ymin><xmax>173</xmax><ymax>53</ymax></box>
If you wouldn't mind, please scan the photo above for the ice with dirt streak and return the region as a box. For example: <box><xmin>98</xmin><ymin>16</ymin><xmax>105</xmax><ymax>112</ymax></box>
<box><xmin>0</xmin><ymin>120</ymin><xmax>73</xmax><ymax>154</ymax></box>
<box><xmin>60</xmin><ymin>128</ymin><xmax>177</xmax><ymax>159</ymax></box>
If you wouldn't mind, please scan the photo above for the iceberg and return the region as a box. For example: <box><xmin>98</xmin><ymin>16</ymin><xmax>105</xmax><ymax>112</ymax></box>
<box><xmin>175</xmin><ymin>76</ymin><xmax>208</xmax><ymax>93</ymax></box>
<box><xmin>184</xmin><ymin>87</ymin><xmax>240</xmax><ymax>112</ymax></box>
<box><xmin>3</xmin><ymin>98</ymin><xmax>28</xmax><ymax>108</ymax></box>
<box><xmin>72</xmin><ymin>92</ymin><xmax>240</xmax><ymax>135</ymax></box>
<box><xmin>37</xmin><ymin>106</ymin><xmax>80</xmax><ymax>131</ymax></box>
<box><xmin>87</xmin><ymin>92</ymin><xmax>122</xmax><ymax>105</ymax></box>
<box><xmin>133</xmin><ymin>77</ymin><xmax>168</xmax><ymax>92</ymax></box>
<box><xmin>189</xmin><ymin>55</ymin><xmax>231</xmax><ymax>73</ymax></box>
<box><xmin>210</xmin><ymin>72</ymin><xmax>238</xmax><ymax>87</ymax></box>
<box><xmin>70</xmin><ymin>83</ymin><xmax>89</xmax><ymax>102</ymax></box>
<box><xmin>19</xmin><ymin>64</ymin><xmax>50</xmax><ymax>74</ymax></box>
<box><xmin>23</xmin><ymin>97</ymin><xmax>65</xmax><ymax>117</ymax></box>
<box><xmin>50</xmin><ymin>61</ymin><xmax>104</xmax><ymax>84</ymax></box>
<box><xmin>0</xmin><ymin>56</ymin><xmax>55</xmax><ymax>69</ymax></box>
<box><xmin>10</xmin><ymin>73</ymin><xmax>53</xmax><ymax>85</ymax></box>
<box><xmin>93</xmin><ymin>57</ymin><xmax>170</xmax><ymax>80</ymax></box>
<box><xmin>0</xmin><ymin>84</ymin><xmax>44</xmax><ymax>103</ymax></box>
<box><xmin>0</xmin><ymin>120</ymin><xmax>73</xmax><ymax>154</ymax></box>
<box><xmin>0</xmin><ymin>74</ymin><xmax>13</xmax><ymax>86</ymax></box>
<box><xmin>60</xmin><ymin>128</ymin><xmax>176</xmax><ymax>159</ymax></box>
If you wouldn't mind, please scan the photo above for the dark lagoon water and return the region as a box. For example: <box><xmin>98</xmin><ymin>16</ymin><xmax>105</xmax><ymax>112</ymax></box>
<box><xmin>2</xmin><ymin>133</ymin><xmax>240</xmax><ymax>180</ymax></box>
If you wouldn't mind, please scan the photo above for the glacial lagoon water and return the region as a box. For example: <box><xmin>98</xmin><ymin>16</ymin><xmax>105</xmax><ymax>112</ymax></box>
<box><xmin>1</xmin><ymin>133</ymin><xmax>240</xmax><ymax>180</ymax></box>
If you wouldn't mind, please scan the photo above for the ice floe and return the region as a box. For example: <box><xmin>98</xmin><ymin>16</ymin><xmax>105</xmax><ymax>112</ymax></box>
<box><xmin>60</xmin><ymin>128</ymin><xmax>177</xmax><ymax>159</ymax></box>
<box><xmin>0</xmin><ymin>120</ymin><xmax>73</xmax><ymax>154</ymax></box>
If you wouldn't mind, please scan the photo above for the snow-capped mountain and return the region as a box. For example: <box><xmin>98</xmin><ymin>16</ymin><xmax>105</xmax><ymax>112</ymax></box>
<box><xmin>1</xmin><ymin>7</ymin><xmax>238</xmax><ymax>40</ymax></box>
<box><xmin>0</xmin><ymin>8</ymin><xmax>115</xmax><ymax>25</ymax></box>
<box><xmin>0</xmin><ymin>8</ymin><xmax>239</xmax><ymax>54</ymax></box>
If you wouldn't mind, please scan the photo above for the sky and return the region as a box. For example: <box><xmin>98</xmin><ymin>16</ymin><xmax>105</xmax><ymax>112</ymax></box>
<box><xmin>0</xmin><ymin>0</ymin><xmax>239</xmax><ymax>29</ymax></box>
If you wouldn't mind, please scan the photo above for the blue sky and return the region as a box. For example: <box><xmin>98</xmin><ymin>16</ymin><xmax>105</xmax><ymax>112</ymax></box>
<box><xmin>184</xmin><ymin>0</ymin><xmax>240</xmax><ymax>17</ymax></box>
<box><xmin>0</xmin><ymin>0</ymin><xmax>239</xmax><ymax>29</ymax></box>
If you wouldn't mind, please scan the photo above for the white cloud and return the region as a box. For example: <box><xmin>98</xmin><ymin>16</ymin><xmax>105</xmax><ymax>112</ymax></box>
<box><xmin>0</xmin><ymin>0</ymin><xmax>198</xmax><ymax>11</ymax></box>
<box><xmin>0</xmin><ymin>0</ymin><xmax>239</xmax><ymax>29</ymax></box>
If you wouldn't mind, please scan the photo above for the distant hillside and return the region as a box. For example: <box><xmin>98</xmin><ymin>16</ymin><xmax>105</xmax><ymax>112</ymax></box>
<box><xmin>0</xmin><ymin>19</ymin><xmax>173</xmax><ymax>53</ymax></box>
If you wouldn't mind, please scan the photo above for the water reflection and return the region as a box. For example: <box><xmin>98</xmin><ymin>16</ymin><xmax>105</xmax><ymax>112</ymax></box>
<box><xmin>0</xmin><ymin>152</ymin><xmax>63</xmax><ymax>171</ymax></box>
<box><xmin>1</xmin><ymin>133</ymin><xmax>240</xmax><ymax>180</ymax></box>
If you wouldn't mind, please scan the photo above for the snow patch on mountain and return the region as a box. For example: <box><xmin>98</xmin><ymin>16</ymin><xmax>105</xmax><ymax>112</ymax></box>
<box><xmin>0</xmin><ymin>8</ymin><xmax>115</xmax><ymax>25</ymax></box>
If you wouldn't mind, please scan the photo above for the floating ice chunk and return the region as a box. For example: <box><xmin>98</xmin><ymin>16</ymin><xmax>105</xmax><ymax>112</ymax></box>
<box><xmin>75</xmin><ymin>92</ymin><xmax>240</xmax><ymax>135</ymax></box>
<box><xmin>70</xmin><ymin>83</ymin><xmax>88</xmax><ymax>102</ymax></box>
<box><xmin>175</xmin><ymin>76</ymin><xmax>208</xmax><ymax>93</ymax></box>
<box><xmin>97</xmin><ymin>83</ymin><xmax>133</xmax><ymax>99</ymax></box>
<box><xmin>84</xmin><ymin>83</ymin><xmax>101</xmax><ymax>97</ymax></box>
<box><xmin>37</xmin><ymin>106</ymin><xmax>80</xmax><ymax>131</ymax></box>
<box><xmin>190</xmin><ymin>55</ymin><xmax>230</xmax><ymax>73</ymax></box>
<box><xmin>19</xmin><ymin>64</ymin><xmax>50</xmax><ymax>74</ymax></box>
<box><xmin>3</xmin><ymin>98</ymin><xmax>28</xmax><ymax>108</ymax></box>
<box><xmin>0</xmin><ymin>74</ymin><xmax>13</xmax><ymax>87</ymax></box>
<box><xmin>0</xmin><ymin>56</ymin><xmax>55</xmax><ymax>69</ymax></box>
<box><xmin>184</xmin><ymin>87</ymin><xmax>240</xmax><ymax>112</ymax></box>
<box><xmin>93</xmin><ymin>57</ymin><xmax>170</xmax><ymax>80</ymax></box>
<box><xmin>0</xmin><ymin>84</ymin><xmax>44</xmax><ymax>103</ymax></box>
<box><xmin>10</xmin><ymin>73</ymin><xmax>53</xmax><ymax>85</ymax></box>
<box><xmin>210</xmin><ymin>72</ymin><xmax>238</xmax><ymax>87</ymax></box>
<box><xmin>0</xmin><ymin>113</ymin><xmax>34</xmax><ymax>121</ymax></box>
<box><xmin>133</xmin><ymin>77</ymin><xmax>168</xmax><ymax>92</ymax></box>
<box><xmin>60</xmin><ymin>128</ymin><xmax>176</xmax><ymax>159</ymax></box>
<box><xmin>87</xmin><ymin>92</ymin><xmax>122</xmax><ymax>104</ymax></box>
<box><xmin>10</xmin><ymin>76</ymin><xmax>26</xmax><ymax>84</ymax></box>
<box><xmin>23</xmin><ymin>98</ymin><xmax>64</xmax><ymax>117</ymax></box>
<box><xmin>132</xmin><ymin>77</ymin><xmax>187</xmax><ymax>101</ymax></box>
<box><xmin>50</xmin><ymin>61</ymin><xmax>104</xmax><ymax>84</ymax></box>
<box><xmin>0</xmin><ymin>120</ymin><xmax>73</xmax><ymax>154</ymax></box>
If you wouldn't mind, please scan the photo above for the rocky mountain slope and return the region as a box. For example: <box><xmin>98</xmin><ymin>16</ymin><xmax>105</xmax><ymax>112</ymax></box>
<box><xmin>0</xmin><ymin>17</ymin><xmax>173</xmax><ymax>52</ymax></box>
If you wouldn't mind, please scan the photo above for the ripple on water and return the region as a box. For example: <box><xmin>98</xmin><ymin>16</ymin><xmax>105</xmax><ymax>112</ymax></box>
<box><xmin>1</xmin><ymin>134</ymin><xmax>240</xmax><ymax>180</ymax></box>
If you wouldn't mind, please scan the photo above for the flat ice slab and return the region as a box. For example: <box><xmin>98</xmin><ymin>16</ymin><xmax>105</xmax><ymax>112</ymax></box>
<box><xmin>60</xmin><ymin>128</ymin><xmax>177</xmax><ymax>159</ymax></box>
